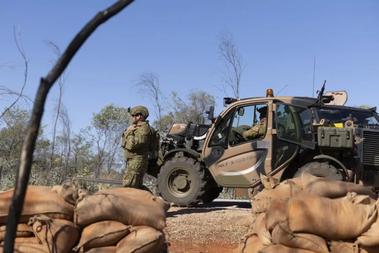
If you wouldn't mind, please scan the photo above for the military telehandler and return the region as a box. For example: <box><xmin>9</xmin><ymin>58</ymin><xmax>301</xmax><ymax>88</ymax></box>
<box><xmin>149</xmin><ymin>86</ymin><xmax>379</xmax><ymax>206</ymax></box>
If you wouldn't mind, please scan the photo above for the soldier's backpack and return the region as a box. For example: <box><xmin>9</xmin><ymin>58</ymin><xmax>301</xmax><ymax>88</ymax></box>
<box><xmin>148</xmin><ymin>126</ymin><xmax>160</xmax><ymax>161</ymax></box>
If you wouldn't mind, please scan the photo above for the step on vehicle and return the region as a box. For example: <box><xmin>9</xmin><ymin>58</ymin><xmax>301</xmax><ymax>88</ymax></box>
<box><xmin>148</xmin><ymin>85</ymin><xmax>379</xmax><ymax>206</ymax></box>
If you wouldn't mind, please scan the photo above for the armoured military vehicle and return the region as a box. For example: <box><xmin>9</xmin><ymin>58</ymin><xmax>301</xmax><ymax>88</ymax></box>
<box><xmin>150</xmin><ymin>87</ymin><xmax>379</xmax><ymax>206</ymax></box>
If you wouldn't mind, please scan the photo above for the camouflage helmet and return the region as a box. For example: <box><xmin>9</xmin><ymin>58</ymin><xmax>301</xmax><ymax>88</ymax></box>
<box><xmin>130</xmin><ymin>105</ymin><xmax>149</xmax><ymax>118</ymax></box>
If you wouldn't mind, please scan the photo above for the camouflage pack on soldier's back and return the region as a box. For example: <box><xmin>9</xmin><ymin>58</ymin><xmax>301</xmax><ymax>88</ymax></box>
<box><xmin>148</xmin><ymin>126</ymin><xmax>160</xmax><ymax>161</ymax></box>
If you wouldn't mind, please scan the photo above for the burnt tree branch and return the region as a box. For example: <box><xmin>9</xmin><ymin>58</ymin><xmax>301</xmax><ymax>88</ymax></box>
<box><xmin>4</xmin><ymin>1</ymin><xmax>135</xmax><ymax>252</ymax></box>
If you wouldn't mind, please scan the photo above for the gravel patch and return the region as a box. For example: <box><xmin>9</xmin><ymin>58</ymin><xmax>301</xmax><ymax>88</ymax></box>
<box><xmin>165</xmin><ymin>205</ymin><xmax>253</xmax><ymax>249</ymax></box>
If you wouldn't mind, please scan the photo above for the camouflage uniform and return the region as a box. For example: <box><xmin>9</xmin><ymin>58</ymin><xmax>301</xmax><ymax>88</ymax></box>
<box><xmin>121</xmin><ymin>106</ymin><xmax>151</xmax><ymax>189</ymax></box>
<box><xmin>242</xmin><ymin>118</ymin><xmax>267</xmax><ymax>140</ymax></box>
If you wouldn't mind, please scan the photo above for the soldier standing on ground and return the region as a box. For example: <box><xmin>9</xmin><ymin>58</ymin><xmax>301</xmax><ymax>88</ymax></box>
<box><xmin>243</xmin><ymin>106</ymin><xmax>267</xmax><ymax>140</ymax></box>
<box><xmin>121</xmin><ymin>105</ymin><xmax>151</xmax><ymax>189</ymax></box>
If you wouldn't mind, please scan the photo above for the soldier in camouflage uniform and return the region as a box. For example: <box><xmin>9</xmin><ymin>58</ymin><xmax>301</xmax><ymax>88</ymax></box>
<box><xmin>121</xmin><ymin>105</ymin><xmax>151</xmax><ymax>189</ymax></box>
<box><xmin>242</xmin><ymin>106</ymin><xmax>267</xmax><ymax>140</ymax></box>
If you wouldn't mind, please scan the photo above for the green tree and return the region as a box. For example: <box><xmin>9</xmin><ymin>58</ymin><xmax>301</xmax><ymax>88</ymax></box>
<box><xmin>0</xmin><ymin>107</ymin><xmax>29</xmax><ymax>189</ymax></box>
<box><xmin>91</xmin><ymin>104</ymin><xmax>129</xmax><ymax>176</ymax></box>
<box><xmin>153</xmin><ymin>90</ymin><xmax>216</xmax><ymax>133</ymax></box>
<box><xmin>70</xmin><ymin>130</ymin><xmax>96</xmax><ymax>177</ymax></box>
<box><xmin>171</xmin><ymin>90</ymin><xmax>216</xmax><ymax>124</ymax></box>
<box><xmin>153</xmin><ymin>114</ymin><xmax>175</xmax><ymax>132</ymax></box>
<box><xmin>0</xmin><ymin>107</ymin><xmax>51</xmax><ymax>189</ymax></box>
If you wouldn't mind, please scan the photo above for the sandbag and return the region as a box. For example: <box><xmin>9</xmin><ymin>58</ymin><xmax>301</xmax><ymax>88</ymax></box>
<box><xmin>259</xmin><ymin>244</ymin><xmax>318</xmax><ymax>253</ymax></box>
<box><xmin>77</xmin><ymin>189</ymin><xmax>89</xmax><ymax>202</ymax></box>
<box><xmin>329</xmin><ymin>241</ymin><xmax>370</xmax><ymax>253</ymax></box>
<box><xmin>51</xmin><ymin>183</ymin><xmax>78</xmax><ymax>206</ymax></box>
<box><xmin>13</xmin><ymin>236</ymin><xmax>41</xmax><ymax>244</ymax></box>
<box><xmin>260</xmin><ymin>174</ymin><xmax>280</xmax><ymax>189</ymax></box>
<box><xmin>0</xmin><ymin>223</ymin><xmax>33</xmax><ymax>242</ymax></box>
<box><xmin>296</xmin><ymin>173</ymin><xmax>326</xmax><ymax>188</ymax></box>
<box><xmin>251</xmin><ymin>179</ymin><xmax>302</xmax><ymax>214</ymax></box>
<box><xmin>29</xmin><ymin>215</ymin><xmax>80</xmax><ymax>253</ymax></box>
<box><xmin>75</xmin><ymin>221</ymin><xmax>131</xmax><ymax>251</ymax></box>
<box><xmin>265</xmin><ymin>199</ymin><xmax>288</xmax><ymax>231</ymax></box>
<box><xmin>75</xmin><ymin>188</ymin><xmax>169</xmax><ymax>230</ymax></box>
<box><xmin>116</xmin><ymin>226</ymin><xmax>166</xmax><ymax>253</ymax></box>
<box><xmin>251</xmin><ymin>172</ymin><xmax>337</xmax><ymax>214</ymax></box>
<box><xmin>356</xmin><ymin>204</ymin><xmax>379</xmax><ymax>247</ymax></box>
<box><xmin>305</xmin><ymin>179</ymin><xmax>376</xmax><ymax>199</ymax></box>
<box><xmin>0</xmin><ymin>242</ymin><xmax>48</xmax><ymax>253</ymax></box>
<box><xmin>362</xmin><ymin>245</ymin><xmax>379</xmax><ymax>253</ymax></box>
<box><xmin>235</xmin><ymin>233</ymin><xmax>264</xmax><ymax>253</ymax></box>
<box><xmin>345</xmin><ymin>192</ymin><xmax>376</xmax><ymax>205</ymax></box>
<box><xmin>288</xmin><ymin>195</ymin><xmax>377</xmax><ymax>240</ymax></box>
<box><xmin>271</xmin><ymin>222</ymin><xmax>329</xmax><ymax>253</ymax></box>
<box><xmin>0</xmin><ymin>186</ymin><xmax>74</xmax><ymax>224</ymax></box>
<box><xmin>85</xmin><ymin>247</ymin><xmax>117</xmax><ymax>253</ymax></box>
<box><xmin>259</xmin><ymin>173</ymin><xmax>320</xmax><ymax>190</ymax></box>
<box><xmin>329</xmin><ymin>241</ymin><xmax>355</xmax><ymax>253</ymax></box>
<box><xmin>253</xmin><ymin>213</ymin><xmax>271</xmax><ymax>246</ymax></box>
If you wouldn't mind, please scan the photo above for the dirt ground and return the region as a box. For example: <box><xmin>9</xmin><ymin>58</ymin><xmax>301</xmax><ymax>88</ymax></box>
<box><xmin>164</xmin><ymin>201</ymin><xmax>254</xmax><ymax>253</ymax></box>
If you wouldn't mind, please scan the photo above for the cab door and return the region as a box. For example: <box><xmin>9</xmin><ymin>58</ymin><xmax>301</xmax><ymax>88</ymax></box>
<box><xmin>273</xmin><ymin>103</ymin><xmax>315</xmax><ymax>170</ymax></box>
<box><xmin>202</xmin><ymin>102</ymin><xmax>272</xmax><ymax>187</ymax></box>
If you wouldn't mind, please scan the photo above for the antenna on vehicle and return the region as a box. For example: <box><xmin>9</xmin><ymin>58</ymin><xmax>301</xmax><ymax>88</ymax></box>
<box><xmin>316</xmin><ymin>80</ymin><xmax>326</xmax><ymax>103</ymax></box>
<box><xmin>312</xmin><ymin>56</ymin><xmax>316</xmax><ymax>97</ymax></box>
<box><xmin>277</xmin><ymin>84</ymin><xmax>288</xmax><ymax>95</ymax></box>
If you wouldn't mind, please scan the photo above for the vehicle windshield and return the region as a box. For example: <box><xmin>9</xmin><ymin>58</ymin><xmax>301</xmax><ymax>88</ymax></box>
<box><xmin>315</xmin><ymin>107</ymin><xmax>379</xmax><ymax>128</ymax></box>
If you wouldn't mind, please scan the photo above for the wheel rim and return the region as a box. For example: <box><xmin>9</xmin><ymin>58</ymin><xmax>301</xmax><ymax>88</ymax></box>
<box><xmin>168</xmin><ymin>168</ymin><xmax>192</xmax><ymax>197</ymax></box>
<box><xmin>296</xmin><ymin>162</ymin><xmax>345</xmax><ymax>181</ymax></box>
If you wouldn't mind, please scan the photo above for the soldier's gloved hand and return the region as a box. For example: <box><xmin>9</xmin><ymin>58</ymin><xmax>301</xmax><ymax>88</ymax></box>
<box><xmin>127</xmin><ymin>125</ymin><xmax>137</xmax><ymax>132</ymax></box>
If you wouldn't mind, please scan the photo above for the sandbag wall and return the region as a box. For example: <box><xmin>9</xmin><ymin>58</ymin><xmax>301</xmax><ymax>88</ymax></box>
<box><xmin>74</xmin><ymin>187</ymin><xmax>169</xmax><ymax>253</ymax></box>
<box><xmin>0</xmin><ymin>185</ymin><xmax>80</xmax><ymax>253</ymax></box>
<box><xmin>0</xmin><ymin>185</ymin><xmax>169</xmax><ymax>253</ymax></box>
<box><xmin>236</xmin><ymin>173</ymin><xmax>379</xmax><ymax>253</ymax></box>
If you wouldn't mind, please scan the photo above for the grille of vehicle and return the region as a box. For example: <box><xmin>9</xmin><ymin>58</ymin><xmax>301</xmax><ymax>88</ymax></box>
<box><xmin>362</xmin><ymin>130</ymin><xmax>379</xmax><ymax>166</ymax></box>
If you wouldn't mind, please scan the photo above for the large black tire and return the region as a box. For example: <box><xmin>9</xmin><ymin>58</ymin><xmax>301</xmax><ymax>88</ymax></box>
<box><xmin>294</xmin><ymin>161</ymin><xmax>345</xmax><ymax>181</ymax></box>
<box><xmin>157</xmin><ymin>156</ymin><xmax>207</xmax><ymax>206</ymax></box>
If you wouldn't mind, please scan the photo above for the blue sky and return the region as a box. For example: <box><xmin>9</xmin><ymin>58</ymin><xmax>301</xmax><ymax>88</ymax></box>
<box><xmin>1</xmin><ymin>1</ymin><xmax>379</xmax><ymax>133</ymax></box>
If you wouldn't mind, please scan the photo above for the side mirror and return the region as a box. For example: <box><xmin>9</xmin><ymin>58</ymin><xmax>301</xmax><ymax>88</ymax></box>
<box><xmin>205</xmin><ymin>105</ymin><xmax>215</xmax><ymax>121</ymax></box>
<box><xmin>237</xmin><ymin>107</ymin><xmax>245</xmax><ymax>116</ymax></box>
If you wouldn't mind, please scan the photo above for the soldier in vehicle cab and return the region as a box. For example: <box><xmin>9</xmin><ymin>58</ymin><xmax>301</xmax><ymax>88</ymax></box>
<box><xmin>242</xmin><ymin>106</ymin><xmax>267</xmax><ymax>140</ymax></box>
